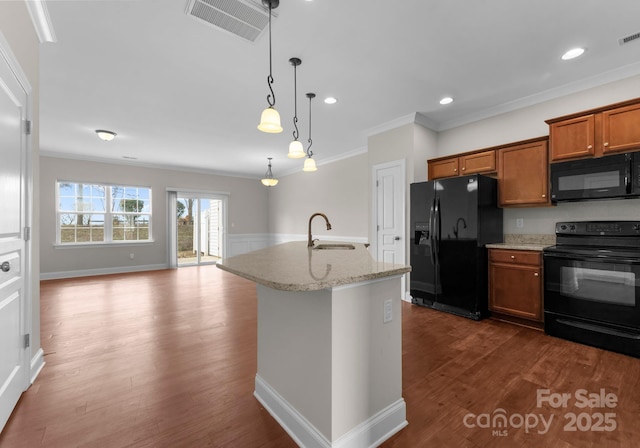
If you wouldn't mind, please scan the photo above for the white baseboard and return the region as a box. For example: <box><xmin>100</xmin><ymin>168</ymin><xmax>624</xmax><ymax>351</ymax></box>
<box><xmin>255</xmin><ymin>374</ymin><xmax>330</xmax><ymax>448</ymax></box>
<box><xmin>254</xmin><ymin>374</ymin><xmax>407</xmax><ymax>448</ymax></box>
<box><xmin>30</xmin><ymin>348</ymin><xmax>45</xmax><ymax>385</ymax></box>
<box><xmin>333</xmin><ymin>399</ymin><xmax>408</xmax><ymax>448</ymax></box>
<box><xmin>40</xmin><ymin>263</ymin><xmax>168</xmax><ymax>280</ymax></box>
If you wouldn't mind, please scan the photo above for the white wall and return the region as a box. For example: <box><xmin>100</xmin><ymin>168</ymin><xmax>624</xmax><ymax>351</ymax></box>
<box><xmin>40</xmin><ymin>156</ymin><xmax>269</xmax><ymax>277</ymax></box>
<box><xmin>267</xmin><ymin>153</ymin><xmax>369</xmax><ymax>242</ymax></box>
<box><xmin>437</xmin><ymin>74</ymin><xmax>640</xmax><ymax>235</ymax></box>
<box><xmin>0</xmin><ymin>1</ymin><xmax>41</xmax><ymax>367</ymax></box>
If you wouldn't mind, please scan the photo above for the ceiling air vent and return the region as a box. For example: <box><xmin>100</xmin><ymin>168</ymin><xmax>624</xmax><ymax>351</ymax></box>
<box><xmin>619</xmin><ymin>31</ymin><xmax>640</xmax><ymax>46</ymax></box>
<box><xmin>185</xmin><ymin>0</ymin><xmax>276</xmax><ymax>42</ymax></box>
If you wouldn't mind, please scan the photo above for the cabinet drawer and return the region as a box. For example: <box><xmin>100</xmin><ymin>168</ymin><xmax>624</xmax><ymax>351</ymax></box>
<box><xmin>489</xmin><ymin>249</ymin><xmax>541</xmax><ymax>266</ymax></box>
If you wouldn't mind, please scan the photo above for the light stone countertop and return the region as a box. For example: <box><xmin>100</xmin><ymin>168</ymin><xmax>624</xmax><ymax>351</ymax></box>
<box><xmin>216</xmin><ymin>241</ymin><xmax>411</xmax><ymax>292</ymax></box>
<box><xmin>485</xmin><ymin>234</ymin><xmax>556</xmax><ymax>252</ymax></box>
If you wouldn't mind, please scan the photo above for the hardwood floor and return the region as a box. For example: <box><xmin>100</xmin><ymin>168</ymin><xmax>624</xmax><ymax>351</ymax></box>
<box><xmin>1</xmin><ymin>266</ymin><xmax>639</xmax><ymax>447</ymax></box>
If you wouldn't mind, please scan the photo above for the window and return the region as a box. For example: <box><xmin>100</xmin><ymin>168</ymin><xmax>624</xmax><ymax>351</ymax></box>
<box><xmin>57</xmin><ymin>182</ymin><xmax>151</xmax><ymax>244</ymax></box>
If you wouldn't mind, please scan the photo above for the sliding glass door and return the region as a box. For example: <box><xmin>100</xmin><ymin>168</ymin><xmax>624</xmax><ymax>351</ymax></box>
<box><xmin>176</xmin><ymin>196</ymin><xmax>225</xmax><ymax>266</ymax></box>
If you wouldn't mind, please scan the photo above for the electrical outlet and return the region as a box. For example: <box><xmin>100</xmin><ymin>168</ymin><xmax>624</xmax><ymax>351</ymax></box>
<box><xmin>383</xmin><ymin>299</ymin><xmax>393</xmax><ymax>323</ymax></box>
<box><xmin>129</xmin><ymin>253</ymin><xmax>135</xmax><ymax>260</ymax></box>
<box><xmin>516</xmin><ymin>218</ymin><xmax>524</xmax><ymax>229</ymax></box>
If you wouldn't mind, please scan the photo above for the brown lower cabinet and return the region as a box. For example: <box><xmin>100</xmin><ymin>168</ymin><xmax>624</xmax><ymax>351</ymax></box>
<box><xmin>488</xmin><ymin>248</ymin><xmax>543</xmax><ymax>328</ymax></box>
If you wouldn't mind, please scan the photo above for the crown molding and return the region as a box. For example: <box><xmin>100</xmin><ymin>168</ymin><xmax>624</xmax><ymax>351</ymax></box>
<box><xmin>25</xmin><ymin>0</ymin><xmax>57</xmax><ymax>43</ymax></box>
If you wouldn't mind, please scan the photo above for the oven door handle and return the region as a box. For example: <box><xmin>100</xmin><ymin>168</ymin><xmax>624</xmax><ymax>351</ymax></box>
<box><xmin>544</xmin><ymin>252</ymin><xmax>640</xmax><ymax>265</ymax></box>
<box><xmin>557</xmin><ymin>318</ymin><xmax>640</xmax><ymax>340</ymax></box>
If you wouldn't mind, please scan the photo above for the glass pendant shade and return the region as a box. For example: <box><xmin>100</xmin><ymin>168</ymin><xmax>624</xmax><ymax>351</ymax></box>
<box><xmin>303</xmin><ymin>157</ymin><xmax>317</xmax><ymax>172</ymax></box>
<box><xmin>261</xmin><ymin>157</ymin><xmax>278</xmax><ymax>187</ymax></box>
<box><xmin>258</xmin><ymin>107</ymin><xmax>283</xmax><ymax>133</ymax></box>
<box><xmin>288</xmin><ymin>140</ymin><xmax>305</xmax><ymax>158</ymax></box>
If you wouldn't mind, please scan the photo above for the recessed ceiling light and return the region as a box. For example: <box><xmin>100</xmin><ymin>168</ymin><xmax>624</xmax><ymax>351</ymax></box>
<box><xmin>561</xmin><ymin>47</ymin><xmax>585</xmax><ymax>60</ymax></box>
<box><xmin>439</xmin><ymin>97</ymin><xmax>453</xmax><ymax>105</ymax></box>
<box><xmin>324</xmin><ymin>97</ymin><xmax>337</xmax><ymax>105</ymax></box>
<box><xmin>95</xmin><ymin>129</ymin><xmax>117</xmax><ymax>141</ymax></box>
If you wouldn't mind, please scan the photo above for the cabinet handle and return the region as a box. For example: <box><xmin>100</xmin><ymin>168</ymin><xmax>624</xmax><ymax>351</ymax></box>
<box><xmin>587</xmin><ymin>145</ymin><xmax>593</xmax><ymax>150</ymax></box>
<box><xmin>541</xmin><ymin>194</ymin><xmax>546</xmax><ymax>198</ymax></box>
<box><xmin>603</xmin><ymin>142</ymin><xmax>609</xmax><ymax>147</ymax></box>
<box><xmin>462</xmin><ymin>167</ymin><xmax>466</xmax><ymax>171</ymax></box>
<box><xmin>454</xmin><ymin>168</ymin><xmax>457</xmax><ymax>172</ymax></box>
<box><xmin>510</xmin><ymin>255</ymin><xmax>515</xmax><ymax>259</ymax></box>
<box><xmin>534</xmin><ymin>272</ymin><xmax>539</xmax><ymax>277</ymax></box>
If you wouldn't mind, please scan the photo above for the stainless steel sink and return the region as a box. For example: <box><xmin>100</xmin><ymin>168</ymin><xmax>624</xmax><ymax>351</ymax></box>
<box><xmin>314</xmin><ymin>243</ymin><xmax>356</xmax><ymax>250</ymax></box>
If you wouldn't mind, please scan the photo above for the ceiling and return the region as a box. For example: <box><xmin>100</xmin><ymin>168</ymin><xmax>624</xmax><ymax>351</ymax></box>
<box><xmin>39</xmin><ymin>0</ymin><xmax>640</xmax><ymax>179</ymax></box>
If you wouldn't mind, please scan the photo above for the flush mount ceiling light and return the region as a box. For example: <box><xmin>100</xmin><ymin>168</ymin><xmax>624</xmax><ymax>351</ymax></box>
<box><xmin>257</xmin><ymin>0</ymin><xmax>283</xmax><ymax>133</ymax></box>
<box><xmin>439</xmin><ymin>97</ymin><xmax>453</xmax><ymax>105</ymax></box>
<box><xmin>324</xmin><ymin>97</ymin><xmax>337</xmax><ymax>105</ymax></box>
<box><xmin>303</xmin><ymin>93</ymin><xmax>318</xmax><ymax>172</ymax></box>
<box><xmin>261</xmin><ymin>157</ymin><xmax>279</xmax><ymax>187</ymax></box>
<box><xmin>95</xmin><ymin>130</ymin><xmax>117</xmax><ymax>141</ymax></box>
<box><xmin>561</xmin><ymin>47</ymin><xmax>585</xmax><ymax>60</ymax></box>
<box><xmin>288</xmin><ymin>57</ymin><xmax>305</xmax><ymax>158</ymax></box>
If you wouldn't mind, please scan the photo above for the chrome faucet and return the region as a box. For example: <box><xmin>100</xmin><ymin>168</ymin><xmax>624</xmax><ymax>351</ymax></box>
<box><xmin>308</xmin><ymin>213</ymin><xmax>332</xmax><ymax>247</ymax></box>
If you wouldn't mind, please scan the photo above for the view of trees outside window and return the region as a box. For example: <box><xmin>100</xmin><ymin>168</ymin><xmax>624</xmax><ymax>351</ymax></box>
<box><xmin>57</xmin><ymin>182</ymin><xmax>151</xmax><ymax>244</ymax></box>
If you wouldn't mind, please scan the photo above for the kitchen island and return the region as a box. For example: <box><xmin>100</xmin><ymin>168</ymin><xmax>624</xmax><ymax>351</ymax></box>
<box><xmin>217</xmin><ymin>241</ymin><xmax>411</xmax><ymax>448</ymax></box>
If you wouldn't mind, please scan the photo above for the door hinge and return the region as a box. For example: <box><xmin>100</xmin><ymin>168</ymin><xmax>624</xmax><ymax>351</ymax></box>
<box><xmin>24</xmin><ymin>120</ymin><xmax>32</xmax><ymax>135</ymax></box>
<box><xmin>24</xmin><ymin>226</ymin><xmax>31</xmax><ymax>241</ymax></box>
<box><xmin>24</xmin><ymin>334</ymin><xmax>30</xmax><ymax>349</ymax></box>
<box><xmin>376</xmin><ymin>180</ymin><xmax>379</xmax><ymax>187</ymax></box>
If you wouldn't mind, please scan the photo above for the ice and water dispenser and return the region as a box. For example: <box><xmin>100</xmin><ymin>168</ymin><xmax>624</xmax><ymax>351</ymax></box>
<box><xmin>414</xmin><ymin>222</ymin><xmax>430</xmax><ymax>245</ymax></box>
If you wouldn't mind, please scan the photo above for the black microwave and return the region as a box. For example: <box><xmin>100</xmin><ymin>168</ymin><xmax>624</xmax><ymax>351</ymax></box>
<box><xmin>550</xmin><ymin>152</ymin><xmax>640</xmax><ymax>202</ymax></box>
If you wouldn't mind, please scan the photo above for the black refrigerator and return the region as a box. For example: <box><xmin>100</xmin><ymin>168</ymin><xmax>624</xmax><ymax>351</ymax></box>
<box><xmin>410</xmin><ymin>174</ymin><xmax>503</xmax><ymax>320</ymax></box>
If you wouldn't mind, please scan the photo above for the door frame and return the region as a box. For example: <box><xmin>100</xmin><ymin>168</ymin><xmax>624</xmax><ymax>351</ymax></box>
<box><xmin>167</xmin><ymin>188</ymin><xmax>228</xmax><ymax>267</ymax></box>
<box><xmin>371</xmin><ymin>159</ymin><xmax>408</xmax><ymax>299</ymax></box>
<box><xmin>0</xmin><ymin>30</ymin><xmax>34</xmax><ymax>430</ymax></box>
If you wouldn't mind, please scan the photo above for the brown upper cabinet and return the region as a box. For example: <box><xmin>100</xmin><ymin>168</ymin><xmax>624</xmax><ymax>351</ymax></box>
<box><xmin>547</xmin><ymin>98</ymin><xmax>640</xmax><ymax>162</ymax></box>
<box><xmin>428</xmin><ymin>150</ymin><xmax>496</xmax><ymax>180</ymax></box>
<box><xmin>498</xmin><ymin>137</ymin><xmax>550</xmax><ymax>207</ymax></box>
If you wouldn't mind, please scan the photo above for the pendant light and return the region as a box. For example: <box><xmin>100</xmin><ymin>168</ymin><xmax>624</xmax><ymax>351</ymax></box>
<box><xmin>303</xmin><ymin>93</ymin><xmax>317</xmax><ymax>172</ymax></box>
<box><xmin>288</xmin><ymin>57</ymin><xmax>305</xmax><ymax>158</ymax></box>
<box><xmin>261</xmin><ymin>157</ymin><xmax>279</xmax><ymax>187</ymax></box>
<box><xmin>257</xmin><ymin>0</ymin><xmax>283</xmax><ymax>133</ymax></box>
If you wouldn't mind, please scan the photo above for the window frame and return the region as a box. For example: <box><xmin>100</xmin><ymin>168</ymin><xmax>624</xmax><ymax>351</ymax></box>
<box><xmin>56</xmin><ymin>181</ymin><xmax>153</xmax><ymax>246</ymax></box>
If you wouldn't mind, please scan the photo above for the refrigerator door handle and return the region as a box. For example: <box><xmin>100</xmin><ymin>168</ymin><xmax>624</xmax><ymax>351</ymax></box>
<box><xmin>434</xmin><ymin>198</ymin><xmax>441</xmax><ymax>259</ymax></box>
<box><xmin>429</xmin><ymin>198</ymin><xmax>436</xmax><ymax>264</ymax></box>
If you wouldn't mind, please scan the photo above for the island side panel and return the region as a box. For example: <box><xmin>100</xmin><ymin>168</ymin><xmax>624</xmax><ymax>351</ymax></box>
<box><xmin>331</xmin><ymin>276</ymin><xmax>406</xmax><ymax>442</ymax></box>
<box><xmin>255</xmin><ymin>285</ymin><xmax>333</xmax><ymax>440</ymax></box>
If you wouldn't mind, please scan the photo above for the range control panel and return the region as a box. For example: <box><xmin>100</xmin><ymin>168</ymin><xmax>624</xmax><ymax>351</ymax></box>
<box><xmin>556</xmin><ymin>221</ymin><xmax>640</xmax><ymax>236</ymax></box>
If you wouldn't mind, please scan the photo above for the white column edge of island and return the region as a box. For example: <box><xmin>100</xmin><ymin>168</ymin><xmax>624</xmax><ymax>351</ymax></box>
<box><xmin>216</xmin><ymin>242</ymin><xmax>411</xmax><ymax>448</ymax></box>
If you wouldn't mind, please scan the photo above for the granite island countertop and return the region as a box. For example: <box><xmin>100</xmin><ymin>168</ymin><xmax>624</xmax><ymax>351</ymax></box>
<box><xmin>216</xmin><ymin>241</ymin><xmax>411</xmax><ymax>292</ymax></box>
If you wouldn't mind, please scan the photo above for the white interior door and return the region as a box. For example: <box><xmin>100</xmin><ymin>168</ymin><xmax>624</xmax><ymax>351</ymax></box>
<box><xmin>374</xmin><ymin>160</ymin><xmax>405</xmax><ymax>264</ymax></box>
<box><xmin>0</xmin><ymin>47</ymin><xmax>29</xmax><ymax>432</ymax></box>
